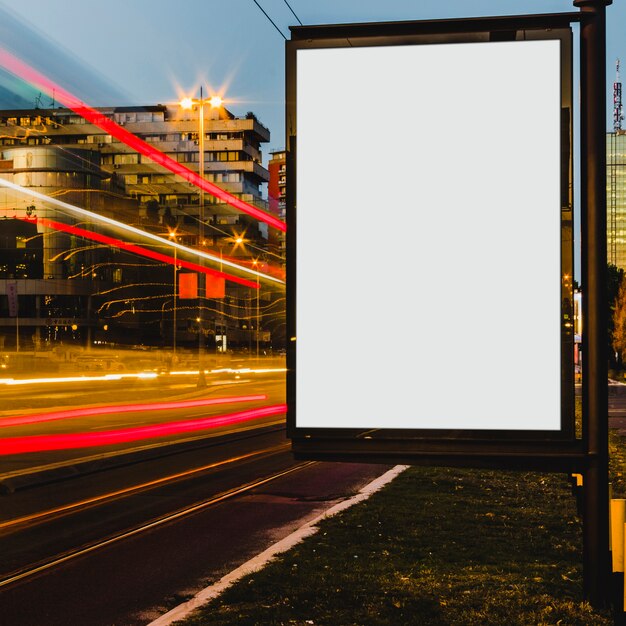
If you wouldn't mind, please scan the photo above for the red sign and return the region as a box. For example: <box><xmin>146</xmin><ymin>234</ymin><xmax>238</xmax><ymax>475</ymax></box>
<box><xmin>178</xmin><ymin>273</ymin><xmax>197</xmax><ymax>299</ymax></box>
<box><xmin>206</xmin><ymin>275</ymin><xmax>225</xmax><ymax>299</ymax></box>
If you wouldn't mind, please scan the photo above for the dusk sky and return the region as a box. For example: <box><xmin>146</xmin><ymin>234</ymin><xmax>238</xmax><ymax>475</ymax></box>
<box><xmin>0</xmin><ymin>0</ymin><xmax>624</xmax><ymax>156</ymax></box>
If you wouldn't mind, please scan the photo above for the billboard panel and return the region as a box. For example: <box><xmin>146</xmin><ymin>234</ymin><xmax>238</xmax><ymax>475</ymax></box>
<box><xmin>288</xmin><ymin>19</ymin><xmax>574</xmax><ymax>454</ymax></box>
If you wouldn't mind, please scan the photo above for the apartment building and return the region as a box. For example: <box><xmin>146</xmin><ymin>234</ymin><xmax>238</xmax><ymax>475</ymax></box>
<box><xmin>0</xmin><ymin>103</ymin><xmax>281</xmax><ymax>350</ymax></box>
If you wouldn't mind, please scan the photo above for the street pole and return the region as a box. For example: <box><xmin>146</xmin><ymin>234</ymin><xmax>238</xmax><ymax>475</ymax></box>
<box><xmin>197</xmin><ymin>86</ymin><xmax>207</xmax><ymax>387</ymax></box>
<box><xmin>173</xmin><ymin>245</ymin><xmax>177</xmax><ymax>356</ymax></box>
<box><xmin>575</xmin><ymin>0</ymin><xmax>611</xmax><ymax>608</ymax></box>
<box><xmin>180</xmin><ymin>90</ymin><xmax>224</xmax><ymax>385</ymax></box>
<box><xmin>256</xmin><ymin>270</ymin><xmax>260</xmax><ymax>360</ymax></box>
<box><xmin>160</xmin><ymin>299</ymin><xmax>170</xmax><ymax>340</ymax></box>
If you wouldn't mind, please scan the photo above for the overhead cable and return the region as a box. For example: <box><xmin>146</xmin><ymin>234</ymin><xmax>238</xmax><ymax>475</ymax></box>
<box><xmin>252</xmin><ymin>0</ymin><xmax>288</xmax><ymax>40</ymax></box>
<box><xmin>283</xmin><ymin>0</ymin><xmax>303</xmax><ymax>25</ymax></box>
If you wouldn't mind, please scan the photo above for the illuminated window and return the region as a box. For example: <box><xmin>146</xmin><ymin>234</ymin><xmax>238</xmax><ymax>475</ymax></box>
<box><xmin>113</xmin><ymin>153</ymin><xmax>139</xmax><ymax>165</ymax></box>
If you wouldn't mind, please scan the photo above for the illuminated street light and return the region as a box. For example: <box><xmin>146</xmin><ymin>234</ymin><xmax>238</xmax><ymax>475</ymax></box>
<box><xmin>179</xmin><ymin>97</ymin><xmax>194</xmax><ymax>110</ymax></box>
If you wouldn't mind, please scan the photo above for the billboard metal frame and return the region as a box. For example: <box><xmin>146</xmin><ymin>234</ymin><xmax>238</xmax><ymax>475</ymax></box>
<box><xmin>287</xmin><ymin>3</ymin><xmax>611</xmax><ymax>606</ymax></box>
<box><xmin>287</xmin><ymin>13</ymin><xmax>578</xmax><ymax>466</ymax></box>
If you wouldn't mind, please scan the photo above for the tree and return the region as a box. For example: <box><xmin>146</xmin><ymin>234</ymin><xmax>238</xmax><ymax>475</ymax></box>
<box><xmin>609</xmin><ymin>263</ymin><xmax>625</xmax><ymax>367</ymax></box>
<box><xmin>613</xmin><ymin>271</ymin><xmax>626</xmax><ymax>366</ymax></box>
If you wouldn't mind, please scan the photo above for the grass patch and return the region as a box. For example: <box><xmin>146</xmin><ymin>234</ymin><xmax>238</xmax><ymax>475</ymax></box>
<box><xmin>175</xmin><ymin>465</ymin><xmax>613</xmax><ymax>625</ymax></box>
<box><xmin>171</xmin><ymin>394</ymin><xmax>618</xmax><ymax>625</ymax></box>
<box><xmin>611</xmin><ymin>427</ymin><xmax>626</xmax><ymax>498</ymax></box>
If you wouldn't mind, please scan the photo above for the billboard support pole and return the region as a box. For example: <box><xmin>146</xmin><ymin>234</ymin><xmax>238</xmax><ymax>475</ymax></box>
<box><xmin>575</xmin><ymin>0</ymin><xmax>611</xmax><ymax>608</ymax></box>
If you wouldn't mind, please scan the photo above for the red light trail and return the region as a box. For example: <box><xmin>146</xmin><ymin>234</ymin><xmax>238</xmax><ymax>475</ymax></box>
<box><xmin>0</xmin><ymin>394</ymin><xmax>268</xmax><ymax>428</ymax></box>
<box><xmin>0</xmin><ymin>46</ymin><xmax>287</xmax><ymax>233</ymax></box>
<box><xmin>0</xmin><ymin>404</ymin><xmax>287</xmax><ymax>455</ymax></box>
<box><xmin>6</xmin><ymin>213</ymin><xmax>259</xmax><ymax>289</ymax></box>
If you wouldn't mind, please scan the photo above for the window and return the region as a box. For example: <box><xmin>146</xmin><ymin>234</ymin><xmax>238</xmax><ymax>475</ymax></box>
<box><xmin>113</xmin><ymin>153</ymin><xmax>139</xmax><ymax>165</ymax></box>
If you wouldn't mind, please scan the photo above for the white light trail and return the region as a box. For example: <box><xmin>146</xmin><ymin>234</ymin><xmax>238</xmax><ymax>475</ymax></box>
<box><xmin>0</xmin><ymin>178</ymin><xmax>285</xmax><ymax>286</ymax></box>
<box><xmin>0</xmin><ymin>367</ymin><xmax>287</xmax><ymax>387</ymax></box>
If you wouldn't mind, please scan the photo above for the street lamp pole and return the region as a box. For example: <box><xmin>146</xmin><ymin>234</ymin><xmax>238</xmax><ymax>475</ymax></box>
<box><xmin>253</xmin><ymin>259</ymin><xmax>260</xmax><ymax>360</ymax></box>
<box><xmin>180</xmin><ymin>89</ymin><xmax>224</xmax><ymax>387</ymax></box>
<box><xmin>168</xmin><ymin>229</ymin><xmax>178</xmax><ymax>356</ymax></box>
<box><xmin>173</xmin><ymin>244</ymin><xmax>177</xmax><ymax>356</ymax></box>
<box><xmin>197</xmin><ymin>87</ymin><xmax>206</xmax><ymax>387</ymax></box>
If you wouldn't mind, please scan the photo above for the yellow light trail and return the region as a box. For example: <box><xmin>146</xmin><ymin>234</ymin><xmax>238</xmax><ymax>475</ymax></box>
<box><xmin>0</xmin><ymin>367</ymin><xmax>286</xmax><ymax>387</ymax></box>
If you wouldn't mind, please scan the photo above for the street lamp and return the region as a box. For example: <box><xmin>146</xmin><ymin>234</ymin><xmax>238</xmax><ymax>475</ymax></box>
<box><xmin>168</xmin><ymin>228</ymin><xmax>178</xmax><ymax>356</ymax></box>
<box><xmin>180</xmin><ymin>88</ymin><xmax>223</xmax><ymax>387</ymax></box>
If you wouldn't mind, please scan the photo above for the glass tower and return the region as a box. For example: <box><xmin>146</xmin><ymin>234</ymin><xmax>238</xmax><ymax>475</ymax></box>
<box><xmin>608</xmin><ymin>132</ymin><xmax>626</xmax><ymax>269</ymax></box>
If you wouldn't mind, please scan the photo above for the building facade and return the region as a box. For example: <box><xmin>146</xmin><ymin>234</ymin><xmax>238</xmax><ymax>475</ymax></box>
<box><xmin>608</xmin><ymin>131</ymin><xmax>626</xmax><ymax>269</ymax></box>
<box><xmin>0</xmin><ymin>104</ymin><xmax>283</xmax><ymax>351</ymax></box>
<box><xmin>268</xmin><ymin>149</ymin><xmax>286</xmax><ymax>268</ymax></box>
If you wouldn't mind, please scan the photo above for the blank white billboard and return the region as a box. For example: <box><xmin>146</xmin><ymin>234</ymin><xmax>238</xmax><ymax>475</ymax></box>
<box><xmin>296</xmin><ymin>39</ymin><xmax>562</xmax><ymax>431</ymax></box>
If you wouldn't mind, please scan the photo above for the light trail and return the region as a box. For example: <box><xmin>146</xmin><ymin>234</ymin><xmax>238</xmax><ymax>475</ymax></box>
<box><xmin>0</xmin><ymin>45</ymin><xmax>287</xmax><ymax>233</ymax></box>
<box><xmin>0</xmin><ymin>373</ymin><xmax>158</xmax><ymax>386</ymax></box>
<box><xmin>0</xmin><ymin>404</ymin><xmax>287</xmax><ymax>455</ymax></box>
<box><xmin>16</xmin><ymin>213</ymin><xmax>259</xmax><ymax>289</ymax></box>
<box><xmin>0</xmin><ymin>394</ymin><xmax>267</xmax><ymax>428</ymax></box>
<box><xmin>0</xmin><ymin>185</ymin><xmax>284</xmax><ymax>286</ymax></box>
<box><xmin>0</xmin><ymin>367</ymin><xmax>285</xmax><ymax>387</ymax></box>
<box><xmin>208</xmin><ymin>368</ymin><xmax>287</xmax><ymax>374</ymax></box>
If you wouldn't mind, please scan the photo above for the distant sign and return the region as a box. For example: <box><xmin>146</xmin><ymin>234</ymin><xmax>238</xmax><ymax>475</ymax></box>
<box><xmin>7</xmin><ymin>282</ymin><xmax>18</xmax><ymax>317</ymax></box>
<box><xmin>178</xmin><ymin>272</ymin><xmax>198</xmax><ymax>299</ymax></box>
<box><xmin>287</xmin><ymin>17</ymin><xmax>574</xmax><ymax>451</ymax></box>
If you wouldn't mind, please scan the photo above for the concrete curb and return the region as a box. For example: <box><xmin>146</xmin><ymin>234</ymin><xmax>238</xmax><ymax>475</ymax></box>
<box><xmin>147</xmin><ymin>464</ymin><xmax>409</xmax><ymax>626</ymax></box>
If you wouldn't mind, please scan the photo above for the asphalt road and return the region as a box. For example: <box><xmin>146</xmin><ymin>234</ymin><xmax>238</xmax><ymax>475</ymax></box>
<box><xmin>0</xmin><ymin>354</ymin><xmax>338</xmax><ymax>626</ymax></box>
<box><xmin>609</xmin><ymin>381</ymin><xmax>626</xmax><ymax>433</ymax></box>
<box><xmin>0</xmin><ymin>367</ymin><xmax>286</xmax><ymax>477</ymax></box>
<box><xmin>0</xmin><ymin>422</ymin><xmax>391</xmax><ymax>626</ymax></box>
